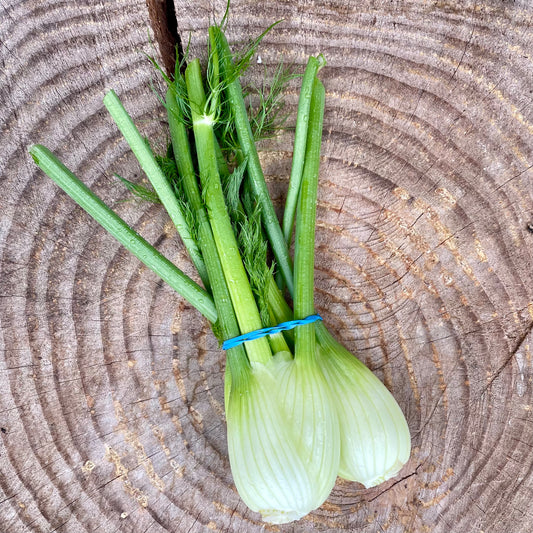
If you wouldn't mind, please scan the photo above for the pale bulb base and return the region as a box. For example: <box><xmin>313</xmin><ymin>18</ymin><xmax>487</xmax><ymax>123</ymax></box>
<box><xmin>339</xmin><ymin>458</ymin><xmax>406</xmax><ymax>488</ymax></box>
<box><xmin>260</xmin><ymin>508</ymin><xmax>307</xmax><ymax>524</ymax></box>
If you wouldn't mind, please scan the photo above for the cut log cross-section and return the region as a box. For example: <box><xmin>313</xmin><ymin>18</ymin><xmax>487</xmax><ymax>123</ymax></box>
<box><xmin>1</xmin><ymin>1</ymin><xmax>532</xmax><ymax>532</ymax></box>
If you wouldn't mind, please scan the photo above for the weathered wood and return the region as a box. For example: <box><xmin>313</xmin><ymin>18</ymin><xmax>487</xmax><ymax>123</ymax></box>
<box><xmin>1</xmin><ymin>1</ymin><xmax>533</xmax><ymax>532</ymax></box>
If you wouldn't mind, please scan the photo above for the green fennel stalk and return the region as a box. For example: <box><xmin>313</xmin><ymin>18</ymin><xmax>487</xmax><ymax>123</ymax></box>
<box><xmin>185</xmin><ymin>58</ymin><xmax>272</xmax><ymax>364</ymax></box>
<box><xmin>212</xmin><ymin>26</ymin><xmax>295</xmax><ymax>296</ymax></box>
<box><xmin>166</xmin><ymin>85</ymin><xmax>250</xmax><ymax>384</ymax></box>
<box><xmin>28</xmin><ymin>144</ymin><xmax>217</xmax><ymax>323</ymax></box>
<box><xmin>170</xmin><ymin>73</ymin><xmax>289</xmax><ymax>356</ymax></box>
<box><xmin>293</xmin><ymin>78</ymin><xmax>326</xmax><ymax>363</ymax></box>
<box><xmin>103</xmin><ymin>90</ymin><xmax>210</xmax><ymax>288</ymax></box>
<box><xmin>283</xmin><ymin>54</ymin><xmax>326</xmax><ymax>246</ymax></box>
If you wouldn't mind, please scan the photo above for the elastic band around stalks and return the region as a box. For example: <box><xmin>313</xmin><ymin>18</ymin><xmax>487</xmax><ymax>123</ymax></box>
<box><xmin>222</xmin><ymin>314</ymin><xmax>323</xmax><ymax>350</ymax></box>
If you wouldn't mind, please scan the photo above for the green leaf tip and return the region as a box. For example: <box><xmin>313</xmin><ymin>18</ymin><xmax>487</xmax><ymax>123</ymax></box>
<box><xmin>29</xmin><ymin>149</ymin><xmax>40</xmax><ymax>165</ymax></box>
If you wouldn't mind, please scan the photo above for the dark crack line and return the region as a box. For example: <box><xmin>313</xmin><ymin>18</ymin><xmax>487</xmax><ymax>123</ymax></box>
<box><xmin>482</xmin><ymin>321</ymin><xmax>533</xmax><ymax>395</ymax></box>
<box><xmin>450</xmin><ymin>18</ymin><xmax>475</xmax><ymax>82</ymax></box>
<box><xmin>367</xmin><ymin>463</ymin><xmax>423</xmax><ymax>503</ymax></box>
<box><xmin>145</xmin><ymin>0</ymin><xmax>182</xmax><ymax>78</ymax></box>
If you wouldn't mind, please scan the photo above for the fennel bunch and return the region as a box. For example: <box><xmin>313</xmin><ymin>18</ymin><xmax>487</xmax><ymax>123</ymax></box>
<box><xmin>29</xmin><ymin>17</ymin><xmax>411</xmax><ymax>525</ymax></box>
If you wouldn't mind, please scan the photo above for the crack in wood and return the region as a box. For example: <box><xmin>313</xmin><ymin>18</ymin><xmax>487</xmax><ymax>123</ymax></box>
<box><xmin>482</xmin><ymin>321</ymin><xmax>533</xmax><ymax>395</ymax></box>
<box><xmin>367</xmin><ymin>463</ymin><xmax>423</xmax><ymax>503</ymax></box>
<box><xmin>145</xmin><ymin>0</ymin><xmax>182</xmax><ymax>77</ymax></box>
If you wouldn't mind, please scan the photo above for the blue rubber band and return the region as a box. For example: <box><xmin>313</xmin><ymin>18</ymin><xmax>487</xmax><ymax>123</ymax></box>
<box><xmin>222</xmin><ymin>314</ymin><xmax>323</xmax><ymax>350</ymax></box>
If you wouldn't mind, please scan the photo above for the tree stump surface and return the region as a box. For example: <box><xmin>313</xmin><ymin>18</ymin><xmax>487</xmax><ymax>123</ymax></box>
<box><xmin>1</xmin><ymin>1</ymin><xmax>533</xmax><ymax>532</ymax></box>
